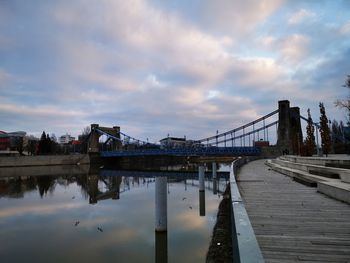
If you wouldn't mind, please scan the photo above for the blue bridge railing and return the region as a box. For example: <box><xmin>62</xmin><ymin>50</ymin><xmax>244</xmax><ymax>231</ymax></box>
<box><xmin>101</xmin><ymin>146</ymin><xmax>260</xmax><ymax>157</ymax></box>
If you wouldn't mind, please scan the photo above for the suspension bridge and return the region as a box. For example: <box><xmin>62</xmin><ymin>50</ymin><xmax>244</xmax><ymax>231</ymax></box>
<box><xmin>87</xmin><ymin>100</ymin><xmax>310</xmax><ymax>158</ymax></box>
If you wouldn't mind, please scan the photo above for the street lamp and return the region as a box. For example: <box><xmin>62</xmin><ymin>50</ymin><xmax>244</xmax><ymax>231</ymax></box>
<box><xmin>315</xmin><ymin>122</ymin><xmax>321</xmax><ymax>156</ymax></box>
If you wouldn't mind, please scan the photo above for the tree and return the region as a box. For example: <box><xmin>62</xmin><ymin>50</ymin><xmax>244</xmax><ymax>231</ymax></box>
<box><xmin>335</xmin><ymin>75</ymin><xmax>350</xmax><ymax>124</ymax></box>
<box><xmin>319</xmin><ymin>103</ymin><xmax>332</xmax><ymax>156</ymax></box>
<box><xmin>14</xmin><ymin>136</ymin><xmax>24</xmax><ymax>155</ymax></box>
<box><xmin>331</xmin><ymin>120</ymin><xmax>347</xmax><ymax>153</ymax></box>
<box><xmin>37</xmin><ymin>131</ymin><xmax>47</xmax><ymax>154</ymax></box>
<box><xmin>38</xmin><ymin>131</ymin><xmax>53</xmax><ymax>154</ymax></box>
<box><xmin>46</xmin><ymin>133</ymin><xmax>52</xmax><ymax>153</ymax></box>
<box><xmin>50</xmin><ymin>133</ymin><xmax>57</xmax><ymax>143</ymax></box>
<box><xmin>82</xmin><ymin>126</ymin><xmax>90</xmax><ymax>136</ymax></box>
<box><xmin>304</xmin><ymin>108</ymin><xmax>316</xmax><ymax>156</ymax></box>
<box><xmin>79</xmin><ymin>126</ymin><xmax>91</xmax><ymax>153</ymax></box>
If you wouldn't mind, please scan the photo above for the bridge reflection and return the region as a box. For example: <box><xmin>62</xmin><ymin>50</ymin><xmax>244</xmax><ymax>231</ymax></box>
<box><xmin>0</xmin><ymin>165</ymin><xmax>228</xmax><ymax>203</ymax></box>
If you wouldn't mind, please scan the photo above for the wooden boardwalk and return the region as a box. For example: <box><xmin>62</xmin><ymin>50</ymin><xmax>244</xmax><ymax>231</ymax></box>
<box><xmin>237</xmin><ymin>159</ymin><xmax>350</xmax><ymax>263</ymax></box>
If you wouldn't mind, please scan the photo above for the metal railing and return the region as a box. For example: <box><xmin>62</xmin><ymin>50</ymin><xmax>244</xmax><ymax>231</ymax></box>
<box><xmin>230</xmin><ymin>158</ymin><xmax>265</xmax><ymax>263</ymax></box>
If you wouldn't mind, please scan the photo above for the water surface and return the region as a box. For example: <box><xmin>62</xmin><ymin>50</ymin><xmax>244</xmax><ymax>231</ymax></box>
<box><xmin>0</xmin><ymin>165</ymin><xmax>229</xmax><ymax>263</ymax></box>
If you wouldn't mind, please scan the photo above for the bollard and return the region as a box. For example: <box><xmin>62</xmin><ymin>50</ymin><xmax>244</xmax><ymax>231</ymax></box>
<box><xmin>199</xmin><ymin>190</ymin><xmax>206</xmax><ymax>216</ymax></box>
<box><xmin>155</xmin><ymin>176</ymin><xmax>167</xmax><ymax>232</ymax></box>
<box><xmin>212</xmin><ymin>162</ymin><xmax>217</xmax><ymax>179</ymax></box>
<box><xmin>199</xmin><ymin>165</ymin><xmax>205</xmax><ymax>191</ymax></box>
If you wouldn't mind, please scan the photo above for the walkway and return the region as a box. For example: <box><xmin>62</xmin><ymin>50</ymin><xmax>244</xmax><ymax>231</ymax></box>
<box><xmin>237</xmin><ymin>159</ymin><xmax>350</xmax><ymax>262</ymax></box>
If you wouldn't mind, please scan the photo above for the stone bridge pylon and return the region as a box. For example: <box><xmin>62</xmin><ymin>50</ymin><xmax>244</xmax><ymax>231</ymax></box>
<box><xmin>277</xmin><ymin>100</ymin><xmax>303</xmax><ymax>154</ymax></box>
<box><xmin>88</xmin><ymin>124</ymin><xmax>122</xmax><ymax>153</ymax></box>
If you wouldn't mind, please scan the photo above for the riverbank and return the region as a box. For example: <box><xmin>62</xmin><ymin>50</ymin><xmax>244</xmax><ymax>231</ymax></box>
<box><xmin>0</xmin><ymin>154</ymin><xmax>90</xmax><ymax>167</ymax></box>
<box><xmin>206</xmin><ymin>185</ymin><xmax>232</xmax><ymax>263</ymax></box>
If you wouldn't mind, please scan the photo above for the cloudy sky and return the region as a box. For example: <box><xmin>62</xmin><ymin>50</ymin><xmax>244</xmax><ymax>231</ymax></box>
<box><xmin>0</xmin><ymin>0</ymin><xmax>349</xmax><ymax>142</ymax></box>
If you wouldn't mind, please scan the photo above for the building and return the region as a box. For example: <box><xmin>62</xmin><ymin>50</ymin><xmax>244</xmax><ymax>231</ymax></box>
<box><xmin>159</xmin><ymin>136</ymin><xmax>195</xmax><ymax>148</ymax></box>
<box><xmin>59</xmin><ymin>133</ymin><xmax>75</xmax><ymax>144</ymax></box>
<box><xmin>0</xmin><ymin>131</ymin><xmax>28</xmax><ymax>152</ymax></box>
<box><xmin>254</xmin><ymin>140</ymin><xmax>270</xmax><ymax>147</ymax></box>
<box><xmin>0</xmin><ymin>131</ymin><xmax>10</xmax><ymax>151</ymax></box>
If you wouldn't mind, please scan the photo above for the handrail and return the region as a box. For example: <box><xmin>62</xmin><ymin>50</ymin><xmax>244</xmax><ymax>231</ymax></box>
<box><xmin>230</xmin><ymin>158</ymin><xmax>265</xmax><ymax>263</ymax></box>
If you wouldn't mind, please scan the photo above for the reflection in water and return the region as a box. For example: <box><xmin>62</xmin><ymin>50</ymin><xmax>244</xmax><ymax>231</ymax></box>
<box><xmin>213</xmin><ymin>178</ymin><xmax>218</xmax><ymax>195</ymax></box>
<box><xmin>0</xmin><ymin>165</ymin><xmax>230</xmax><ymax>262</ymax></box>
<box><xmin>155</xmin><ymin>231</ymin><xmax>168</xmax><ymax>263</ymax></box>
<box><xmin>199</xmin><ymin>190</ymin><xmax>206</xmax><ymax>217</ymax></box>
<box><xmin>87</xmin><ymin>175</ymin><xmax>122</xmax><ymax>204</ymax></box>
<box><xmin>0</xmin><ymin>167</ymin><xmax>229</xmax><ymax>205</ymax></box>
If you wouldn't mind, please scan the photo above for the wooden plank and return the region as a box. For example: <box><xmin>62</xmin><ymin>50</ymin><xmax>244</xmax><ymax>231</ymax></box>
<box><xmin>237</xmin><ymin>159</ymin><xmax>350</xmax><ymax>262</ymax></box>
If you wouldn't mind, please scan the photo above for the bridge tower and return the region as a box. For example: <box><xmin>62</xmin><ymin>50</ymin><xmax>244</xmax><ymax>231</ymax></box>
<box><xmin>88</xmin><ymin>124</ymin><xmax>121</xmax><ymax>153</ymax></box>
<box><xmin>277</xmin><ymin>100</ymin><xmax>303</xmax><ymax>154</ymax></box>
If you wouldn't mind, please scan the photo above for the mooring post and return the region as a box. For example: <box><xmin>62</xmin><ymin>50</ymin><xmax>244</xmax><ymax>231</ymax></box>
<box><xmin>155</xmin><ymin>176</ymin><xmax>167</xmax><ymax>232</ymax></box>
<box><xmin>199</xmin><ymin>190</ymin><xmax>206</xmax><ymax>216</ymax></box>
<box><xmin>212</xmin><ymin>162</ymin><xmax>217</xmax><ymax>179</ymax></box>
<box><xmin>198</xmin><ymin>164</ymin><xmax>206</xmax><ymax>216</ymax></box>
<box><xmin>199</xmin><ymin>165</ymin><xmax>205</xmax><ymax>191</ymax></box>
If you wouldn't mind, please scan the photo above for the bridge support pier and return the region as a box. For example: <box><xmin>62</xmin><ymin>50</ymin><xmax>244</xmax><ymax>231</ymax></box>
<box><xmin>277</xmin><ymin>100</ymin><xmax>303</xmax><ymax>155</ymax></box>
<box><xmin>155</xmin><ymin>176</ymin><xmax>167</xmax><ymax>232</ymax></box>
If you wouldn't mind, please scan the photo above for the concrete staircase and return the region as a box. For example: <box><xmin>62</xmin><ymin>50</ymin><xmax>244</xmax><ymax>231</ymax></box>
<box><xmin>266</xmin><ymin>155</ymin><xmax>350</xmax><ymax>204</ymax></box>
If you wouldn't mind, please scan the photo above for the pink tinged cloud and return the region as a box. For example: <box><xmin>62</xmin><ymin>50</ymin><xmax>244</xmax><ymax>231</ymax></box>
<box><xmin>288</xmin><ymin>9</ymin><xmax>316</xmax><ymax>25</ymax></box>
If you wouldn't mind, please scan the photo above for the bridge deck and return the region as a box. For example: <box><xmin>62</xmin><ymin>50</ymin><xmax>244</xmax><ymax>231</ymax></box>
<box><xmin>101</xmin><ymin>146</ymin><xmax>260</xmax><ymax>157</ymax></box>
<box><xmin>237</xmin><ymin>159</ymin><xmax>350</xmax><ymax>262</ymax></box>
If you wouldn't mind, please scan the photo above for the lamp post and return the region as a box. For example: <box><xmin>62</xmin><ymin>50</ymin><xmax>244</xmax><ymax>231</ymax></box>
<box><xmin>315</xmin><ymin>123</ymin><xmax>321</xmax><ymax>156</ymax></box>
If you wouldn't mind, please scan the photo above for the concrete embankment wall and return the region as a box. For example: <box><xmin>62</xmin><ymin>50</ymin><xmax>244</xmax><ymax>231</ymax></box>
<box><xmin>0</xmin><ymin>154</ymin><xmax>90</xmax><ymax>167</ymax></box>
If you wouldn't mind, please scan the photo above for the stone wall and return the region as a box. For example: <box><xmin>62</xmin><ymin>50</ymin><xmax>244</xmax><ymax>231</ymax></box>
<box><xmin>0</xmin><ymin>154</ymin><xmax>90</xmax><ymax>167</ymax></box>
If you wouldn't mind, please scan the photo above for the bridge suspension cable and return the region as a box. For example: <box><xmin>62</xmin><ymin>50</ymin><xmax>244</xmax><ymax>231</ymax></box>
<box><xmin>95</xmin><ymin>128</ymin><xmax>158</xmax><ymax>146</ymax></box>
<box><xmin>195</xmin><ymin>109</ymin><xmax>279</xmax><ymax>146</ymax></box>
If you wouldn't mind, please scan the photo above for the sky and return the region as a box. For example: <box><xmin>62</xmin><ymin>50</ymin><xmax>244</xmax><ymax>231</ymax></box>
<box><xmin>0</xmin><ymin>0</ymin><xmax>349</xmax><ymax>142</ymax></box>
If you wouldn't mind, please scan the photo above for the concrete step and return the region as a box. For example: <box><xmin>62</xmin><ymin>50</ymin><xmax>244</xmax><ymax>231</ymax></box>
<box><xmin>266</xmin><ymin>159</ymin><xmax>350</xmax><ymax>204</ymax></box>
<box><xmin>273</xmin><ymin>158</ymin><xmax>350</xmax><ymax>183</ymax></box>
<box><xmin>308</xmin><ymin>169</ymin><xmax>339</xmax><ymax>179</ymax></box>
<box><xmin>318</xmin><ymin>181</ymin><xmax>350</xmax><ymax>204</ymax></box>
<box><xmin>266</xmin><ymin>160</ymin><xmax>327</xmax><ymax>187</ymax></box>
<box><xmin>280</xmin><ymin>155</ymin><xmax>350</xmax><ymax>168</ymax></box>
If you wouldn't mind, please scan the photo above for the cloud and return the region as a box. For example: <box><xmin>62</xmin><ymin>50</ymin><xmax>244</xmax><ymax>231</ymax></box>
<box><xmin>53</xmin><ymin>0</ymin><xmax>232</xmax><ymax>87</ymax></box>
<box><xmin>288</xmin><ymin>9</ymin><xmax>316</xmax><ymax>25</ymax></box>
<box><xmin>0</xmin><ymin>203</ymin><xmax>83</xmax><ymax>218</ymax></box>
<box><xmin>0</xmin><ymin>0</ymin><xmax>349</xmax><ymax>141</ymax></box>
<box><xmin>197</xmin><ymin>0</ymin><xmax>284</xmax><ymax>36</ymax></box>
<box><xmin>340</xmin><ymin>20</ymin><xmax>350</xmax><ymax>34</ymax></box>
<box><xmin>0</xmin><ymin>69</ymin><xmax>12</xmax><ymax>84</ymax></box>
<box><xmin>279</xmin><ymin>34</ymin><xmax>310</xmax><ymax>64</ymax></box>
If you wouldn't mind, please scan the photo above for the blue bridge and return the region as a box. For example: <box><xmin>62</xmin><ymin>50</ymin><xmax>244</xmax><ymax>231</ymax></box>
<box><xmin>87</xmin><ymin>100</ymin><xmax>312</xmax><ymax>158</ymax></box>
<box><xmin>100</xmin><ymin>146</ymin><xmax>260</xmax><ymax>157</ymax></box>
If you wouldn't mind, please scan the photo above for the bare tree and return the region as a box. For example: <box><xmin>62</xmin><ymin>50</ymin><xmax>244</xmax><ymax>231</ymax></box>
<box><xmin>335</xmin><ymin>75</ymin><xmax>350</xmax><ymax>124</ymax></box>
<box><xmin>82</xmin><ymin>126</ymin><xmax>91</xmax><ymax>136</ymax></box>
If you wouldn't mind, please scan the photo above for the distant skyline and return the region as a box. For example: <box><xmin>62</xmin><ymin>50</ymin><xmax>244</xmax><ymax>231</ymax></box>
<box><xmin>0</xmin><ymin>0</ymin><xmax>349</xmax><ymax>142</ymax></box>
